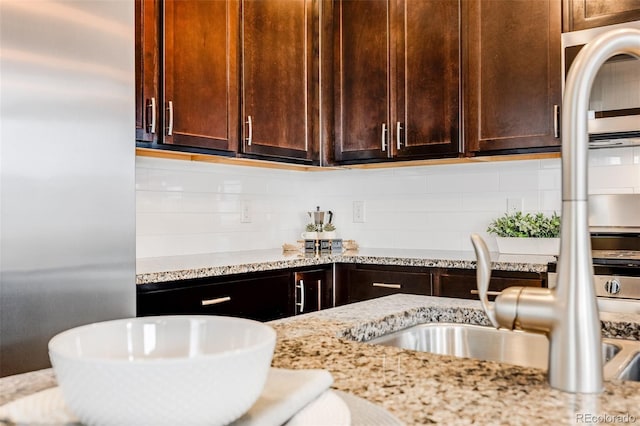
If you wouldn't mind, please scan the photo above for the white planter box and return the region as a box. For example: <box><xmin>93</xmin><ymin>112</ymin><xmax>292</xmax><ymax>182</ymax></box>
<box><xmin>496</xmin><ymin>237</ymin><xmax>560</xmax><ymax>256</ymax></box>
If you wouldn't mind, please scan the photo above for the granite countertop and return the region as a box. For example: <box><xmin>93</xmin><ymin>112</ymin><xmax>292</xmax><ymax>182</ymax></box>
<box><xmin>136</xmin><ymin>248</ymin><xmax>556</xmax><ymax>284</ymax></box>
<box><xmin>2</xmin><ymin>295</ymin><xmax>639</xmax><ymax>425</ymax></box>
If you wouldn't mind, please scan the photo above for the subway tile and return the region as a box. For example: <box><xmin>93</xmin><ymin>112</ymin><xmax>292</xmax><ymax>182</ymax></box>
<box><xmin>136</xmin><ymin>158</ymin><xmax>640</xmax><ymax>257</ymax></box>
<box><xmin>498</xmin><ymin>170</ymin><xmax>540</xmax><ymax>191</ymax></box>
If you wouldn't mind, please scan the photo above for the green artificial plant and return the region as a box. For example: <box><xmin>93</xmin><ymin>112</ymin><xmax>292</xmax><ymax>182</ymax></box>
<box><xmin>487</xmin><ymin>211</ymin><xmax>560</xmax><ymax>238</ymax></box>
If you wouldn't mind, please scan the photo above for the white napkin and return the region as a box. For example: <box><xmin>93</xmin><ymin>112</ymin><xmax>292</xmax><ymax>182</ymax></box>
<box><xmin>0</xmin><ymin>368</ymin><xmax>336</xmax><ymax>426</ymax></box>
<box><xmin>232</xmin><ymin>368</ymin><xmax>334</xmax><ymax>426</ymax></box>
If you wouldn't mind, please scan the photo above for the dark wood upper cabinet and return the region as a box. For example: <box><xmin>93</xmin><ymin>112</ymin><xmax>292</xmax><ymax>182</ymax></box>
<box><xmin>333</xmin><ymin>0</ymin><xmax>390</xmax><ymax>163</ymax></box>
<box><xmin>135</xmin><ymin>0</ymin><xmax>159</xmax><ymax>143</ymax></box>
<box><xmin>463</xmin><ymin>0</ymin><xmax>562</xmax><ymax>154</ymax></box>
<box><xmin>241</xmin><ymin>0</ymin><xmax>317</xmax><ymax>162</ymax></box>
<box><xmin>163</xmin><ymin>0</ymin><xmax>239</xmax><ymax>152</ymax></box>
<box><xmin>333</xmin><ymin>0</ymin><xmax>460</xmax><ymax>164</ymax></box>
<box><xmin>393</xmin><ymin>0</ymin><xmax>460</xmax><ymax>159</ymax></box>
<box><xmin>563</xmin><ymin>0</ymin><xmax>640</xmax><ymax>32</ymax></box>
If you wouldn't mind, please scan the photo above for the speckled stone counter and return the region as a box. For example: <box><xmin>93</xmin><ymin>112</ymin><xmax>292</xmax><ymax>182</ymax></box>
<box><xmin>136</xmin><ymin>248</ymin><xmax>556</xmax><ymax>284</ymax></box>
<box><xmin>2</xmin><ymin>295</ymin><xmax>639</xmax><ymax>425</ymax></box>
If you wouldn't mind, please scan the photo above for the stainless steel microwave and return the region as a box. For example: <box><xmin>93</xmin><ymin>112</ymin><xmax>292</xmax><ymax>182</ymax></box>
<box><xmin>562</xmin><ymin>20</ymin><xmax>640</xmax><ymax>148</ymax></box>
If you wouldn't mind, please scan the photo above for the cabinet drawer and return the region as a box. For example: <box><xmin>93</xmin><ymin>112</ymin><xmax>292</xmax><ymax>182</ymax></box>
<box><xmin>137</xmin><ymin>272</ymin><xmax>293</xmax><ymax>321</ymax></box>
<box><xmin>347</xmin><ymin>266</ymin><xmax>432</xmax><ymax>303</ymax></box>
<box><xmin>435</xmin><ymin>269</ymin><xmax>546</xmax><ymax>301</ymax></box>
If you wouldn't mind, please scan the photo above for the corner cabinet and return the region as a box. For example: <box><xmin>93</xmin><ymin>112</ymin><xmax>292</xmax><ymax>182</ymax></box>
<box><xmin>293</xmin><ymin>267</ymin><xmax>334</xmax><ymax>314</ymax></box>
<box><xmin>332</xmin><ymin>0</ymin><xmax>460</xmax><ymax>164</ymax></box>
<box><xmin>137</xmin><ymin>266</ymin><xmax>334</xmax><ymax>321</ymax></box>
<box><xmin>563</xmin><ymin>0</ymin><xmax>640</xmax><ymax>32</ymax></box>
<box><xmin>240</xmin><ymin>0</ymin><xmax>318</xmax><ymax>163</ymax></box>
<box><xmin>163</xmin><ymin>0</ymin><xmax>239</xmax><ymax>152</ymax></box>
<box><xmin>463</xmin><ymin>0</ymin><xmax>562</xmax><ymax>154</ymax></box>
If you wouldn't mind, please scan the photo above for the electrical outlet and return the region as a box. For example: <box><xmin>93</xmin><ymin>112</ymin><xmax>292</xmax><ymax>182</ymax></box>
<box><xmin>507</xmin><ymin>198</ymin><xmax>523</xmax><ymax>213</ymax></box>
<box><xmin>353</xmin><ymin>201</ymin><xmax>365</xmax><ymax>223</ymax></box>
<box><xmin>240</xmin><ymin>201</ymin><xmax>252</xmax><ymax>223</ymax></box>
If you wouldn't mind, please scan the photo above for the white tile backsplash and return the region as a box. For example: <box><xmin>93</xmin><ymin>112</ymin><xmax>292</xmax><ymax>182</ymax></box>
<box><xmin>136</xmin><ymin>149</ymin><xmax>640</xmax><ymax>258</ymax></box>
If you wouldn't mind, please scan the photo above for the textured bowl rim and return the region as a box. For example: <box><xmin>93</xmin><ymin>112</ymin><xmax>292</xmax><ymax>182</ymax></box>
<box><xmin>48</xmin><ymin>315</ymin><xmax>276</xmax><ymax>365</ymax></box>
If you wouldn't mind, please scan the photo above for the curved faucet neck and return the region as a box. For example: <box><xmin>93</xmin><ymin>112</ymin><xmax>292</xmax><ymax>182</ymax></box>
<box><xmin>471</xmin><ymin>28</ymin><xmax>640</xmax><ymax>395</ymax></box>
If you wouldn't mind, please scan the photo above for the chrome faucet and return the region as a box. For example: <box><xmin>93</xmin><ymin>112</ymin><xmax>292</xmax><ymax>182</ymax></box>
<box><xmin>471</xmin><ymin>28</ymin><xmax>640</xmax><ymax>394</ymax></box>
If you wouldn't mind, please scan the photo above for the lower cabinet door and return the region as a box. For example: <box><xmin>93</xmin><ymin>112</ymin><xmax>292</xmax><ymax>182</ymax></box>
<box><xmin>293</xmin><ymin>268</ymin><xmax>333</xmax><ymax>314</ymax></box>
<box><xmin>137</xmin><ymin>272</ymin><xmax>294</xmax><ymax>322</ymax></box>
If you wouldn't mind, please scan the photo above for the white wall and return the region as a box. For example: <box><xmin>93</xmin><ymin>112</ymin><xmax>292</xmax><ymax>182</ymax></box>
<box><xmin>136</xmin><ymin>147</ymin><xmax>640</xmax><ymax>258</ymax></box>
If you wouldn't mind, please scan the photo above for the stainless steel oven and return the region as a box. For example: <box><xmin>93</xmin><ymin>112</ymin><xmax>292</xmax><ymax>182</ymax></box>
<box><xmin>548</xmin><ymin>194</ymin><xmax>640</xmax><ymax>314</ymax></box>
<box><xmin>562</xmin><ymin>21</ymin><xmax>640</xmax><ymax>148</ymax></box>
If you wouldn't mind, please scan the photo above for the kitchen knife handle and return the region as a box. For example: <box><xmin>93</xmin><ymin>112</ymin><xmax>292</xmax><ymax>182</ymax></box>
<box><xmin>372</xmin><ymin>282</ymin><xmax>401</xmax><ymax>289</ymax></box>
<box><xmin>147</xmin><ymin>97</ymin><xmax>156</xmax><ymax>134</ymax></box>
<box><xmin>246</xmin><ymin>115</ymin><xmax>253</xmax><ymax>146</ymax></box>
<box><xmin>167</xmin><ymin>101</ymin><xmax>173</xmax><ymax>136</ymax></box>
<box><xmin>201</xmin><ymin>296</ymin><xmax>231</xmax><ymax>306</ymax></box>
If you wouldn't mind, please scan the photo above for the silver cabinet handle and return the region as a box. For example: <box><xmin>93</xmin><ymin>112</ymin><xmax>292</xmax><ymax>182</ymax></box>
<box><xmin>317</xmin><ymin>279</ymin><xmax>322</xmax><ymax>311</ymax></box>
<box><xmin>396</xmin><ymin>122</ymin><xmax>403</xmax><ymax>149</ymax></box>
<box><xmin>553</xmin><ymin>104</ymin><xmax>559</xmax><ymax>138</ymax></box>
<box><xmin>167</xmin><ymin>100</ymin><xmax>173</xmax><ymax>136</ymax></box>
<box><xmin>470</xmin><ymin>289</ymin><xmax>501</xmax><ymax>296</ymax></box>
<box><xmin>372</xmin><ymin>282</ymin><xmax>401</xmax><ymax>289</ymax></box>
<box><xmin>296</xmin><ymin>279</ymin><xmax>305</xmax><ymax>313</ymax></box>
<box><xmin>147</xmin><ymin>97</ymin><xmax>156</xmax><ymax>134</ymax></box>
<box><xmin>201</xmin><ymin>296</ymin><xmax>231</xmax><ymax>306</ymax></box>
<box><xmin>381</xmin><ymin>123</ymin><xmax>387</xmax><ymax>151</ymax></box>
<box><xmin>246</xmin><ymin>115</ymin><xmax>253</xmax><ymax>146</ymax></box>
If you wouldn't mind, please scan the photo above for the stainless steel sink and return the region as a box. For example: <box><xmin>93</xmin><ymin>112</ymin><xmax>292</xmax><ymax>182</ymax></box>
<box><xmin>368</xmin><ymin>323</ymin><xmax>640</xmax><ymax>381</ymax></box>
<box><xmin>618</xmin><ymin>353</ymin><xmax>640</xmax><ymax>381</ymax></box>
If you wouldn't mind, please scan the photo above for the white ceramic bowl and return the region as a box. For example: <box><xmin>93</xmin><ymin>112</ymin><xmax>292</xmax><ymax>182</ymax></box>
<box><xmin>48</xmin><ymin>315</ymin><xmax>276</xmax><ymax>426</ymax></box>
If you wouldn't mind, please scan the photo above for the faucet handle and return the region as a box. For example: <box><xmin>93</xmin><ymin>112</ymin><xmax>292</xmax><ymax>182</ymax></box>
<box><xmin>470</xmin><ymin>234</ymin><xmax>499</xmax><ymax>328</ymax></box>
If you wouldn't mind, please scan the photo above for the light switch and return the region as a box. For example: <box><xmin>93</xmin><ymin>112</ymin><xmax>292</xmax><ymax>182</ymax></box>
<box><xmin>240</xmin><ymin>201</ymin><xmax>252</xmax><ymax>223</ymax></box>
<box><xmin>353</xmin><ymin>201</ymin><xmax>365</xmax><ymax>223</ymax></box>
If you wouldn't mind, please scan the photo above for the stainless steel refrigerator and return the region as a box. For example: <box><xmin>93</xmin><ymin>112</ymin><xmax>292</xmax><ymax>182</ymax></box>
<box><xmin>0</xmin><ymin>0</ymin><xmax>136</xmax><ymax>377</ymax></box>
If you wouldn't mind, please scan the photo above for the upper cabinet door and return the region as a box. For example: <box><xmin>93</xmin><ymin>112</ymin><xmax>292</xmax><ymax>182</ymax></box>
<box><xmin>332</xmin><ymin>0</ymin><xmax>460</xmax><ymax>164</ymax></box>
<box><xmin>563</xmin><ymin>0</ymin><xmax>640</xmax><ymax>32</ymax></box>
<box><xmin>464</xmin><ymin>0</ymin><xmax>562</xmax><ymax>154</ymax></box>
<box><xmin>333</xmin><ymin>0</ymin><xmax>391</xmax><ymax>163</ymax></box>
<box><xmin>393</xmin><ymin>0</ymin><xmax>460</xmax><ymax>159</ymax></box>
<box><xmin>135</xmin><ymin>0</ymin><xmax>159</xmax><ymax>143</ymax></box>
<box><xmin>241</xmin><ymin>0</ymin><xmax>317</xmax><ymax>162</ymax></box>
<box><xmin>163</xmin><ymin>0</ymin><xmax>239</xmax><ymax>152</ymax></box>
